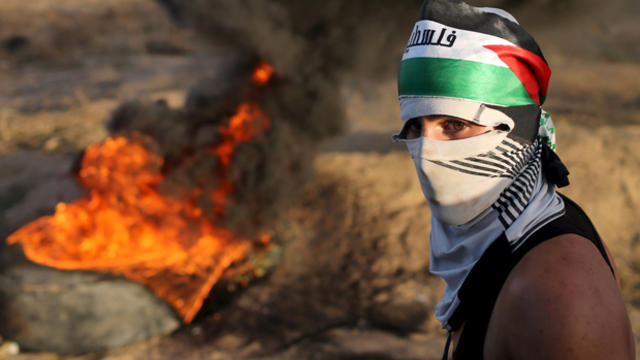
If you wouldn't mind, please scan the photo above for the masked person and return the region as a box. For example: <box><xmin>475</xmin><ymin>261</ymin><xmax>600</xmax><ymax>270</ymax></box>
<box><xmin>393</xmin><ymin>1</ymin><xmax>635</xmax><ymax>359</ymax></box>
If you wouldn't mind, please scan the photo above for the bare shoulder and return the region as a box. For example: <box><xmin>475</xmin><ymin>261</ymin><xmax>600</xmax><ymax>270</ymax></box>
<box><xmin>485</xmin><ymin>233</ymin><xmax>635</xmax><ymax>360</ymax></box>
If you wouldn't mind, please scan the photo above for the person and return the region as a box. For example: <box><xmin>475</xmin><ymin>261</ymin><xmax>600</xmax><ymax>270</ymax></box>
<box><xmin>393</xmin><ymin>1</ymin><xmax>635</xmax><ymax>359</ymax></box>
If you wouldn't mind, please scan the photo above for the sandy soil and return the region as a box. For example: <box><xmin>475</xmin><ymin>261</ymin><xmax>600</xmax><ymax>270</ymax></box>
<box><xmin>1</xmin><ymin>0</ymin><xmax>640</xmax><ymax>358</ymax></box>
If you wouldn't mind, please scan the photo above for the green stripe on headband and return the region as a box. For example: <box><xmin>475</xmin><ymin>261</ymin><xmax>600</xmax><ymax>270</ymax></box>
<box><xmin>398</xmin><ymin>57</ymin><xmax>535</xmax><ymax>106</ymax></box>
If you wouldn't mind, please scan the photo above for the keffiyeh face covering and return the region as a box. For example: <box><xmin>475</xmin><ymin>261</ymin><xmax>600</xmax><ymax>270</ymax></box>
<box><xmin>397</xmin><ymin>120</ymin><xmax>533</xmax><ymax>226</ymax></box>
<box><xmin>395</xmin><ymin>0</ymin><xmax>568</xmax><ymax>328</ymax></box>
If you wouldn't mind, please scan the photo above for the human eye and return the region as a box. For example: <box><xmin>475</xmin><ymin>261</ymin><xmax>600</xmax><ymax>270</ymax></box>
<box><xmin>442</xmin><ymin>119</ymin><xmax>468</xmax><ymax>134</ymax></box>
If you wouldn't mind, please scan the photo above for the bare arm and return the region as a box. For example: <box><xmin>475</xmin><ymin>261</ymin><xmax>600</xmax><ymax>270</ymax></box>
<box><xmin>485</xmin><ymin>234</ymin><xmax>635</xmax><ymax>360</ymax></box>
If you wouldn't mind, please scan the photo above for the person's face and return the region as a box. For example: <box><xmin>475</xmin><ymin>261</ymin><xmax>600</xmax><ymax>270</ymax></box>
<box><xmin>402</xmin><ymin>115</ymin><xmax>493</xmax><ymax>140</ymax></box>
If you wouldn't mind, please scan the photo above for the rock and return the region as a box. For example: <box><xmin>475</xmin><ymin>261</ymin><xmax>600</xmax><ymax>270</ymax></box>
<box><xmin>369</xmin><ymin>280</ymin><xmax>434</xmax><ymax>333</ymax></box>
<box><xmin>43</xmin><ymin>137</ymin><xmax>62</xmax><ymax>152</ymax></box>
<box><xmin>0</xmin><ymin>152</ymin><xmax>82</xmax><ymax>238</ymax></box>
<box><xmin>0</xmin><ymin>259</ymin><xmax>180</xmax><ymax>354</ymax></box>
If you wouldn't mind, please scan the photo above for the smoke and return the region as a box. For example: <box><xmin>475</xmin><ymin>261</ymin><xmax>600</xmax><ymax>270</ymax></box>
<box><xmin>160</xmin><ymin>0</ymin><xmax>419</xmax><ymax>83</ymax></box>
<box><xmin>106</xmin><ymin>0</ymin><xmax>535</xmax><ymax>236</ymax></box>
<box><xmin>156</xmin><ymin>0</ymin><xmax>424</xmax><ymax>141</ymax></box>
<box><xmin>103</xmin><ymin>1</ymin><xmax>425</xmax><ymax>236</ymax></box>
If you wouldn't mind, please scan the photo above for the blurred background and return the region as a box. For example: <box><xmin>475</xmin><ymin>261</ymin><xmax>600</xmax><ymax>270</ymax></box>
<box><xmin>1</xmin><ymin>0</ymin><xmax>639</xmax><ymax>359</ymax></box>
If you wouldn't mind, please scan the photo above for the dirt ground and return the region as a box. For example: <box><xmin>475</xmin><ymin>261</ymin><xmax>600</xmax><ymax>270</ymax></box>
<box><xmin>1</xmin><ymin>0</ymin><xmax>640</xmax><ymax>359</ymax></box>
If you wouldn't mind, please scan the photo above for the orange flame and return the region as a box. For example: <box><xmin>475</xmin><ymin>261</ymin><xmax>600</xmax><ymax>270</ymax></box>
<box><xmin>252</xmin><ymin>62</ymin><xmax>274</xmax><ymax>86</ymax></box>
<box><xmin>7</xmin><ymin>93</ymin><xmax>273</xmax><ymax>322</ymax></box>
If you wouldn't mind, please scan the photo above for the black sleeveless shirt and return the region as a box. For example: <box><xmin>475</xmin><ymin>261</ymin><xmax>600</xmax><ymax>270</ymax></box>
<box><xmin>442</xmin><ymin>194</ymin><xmax>614</xmax><ymax>360</ymax></box>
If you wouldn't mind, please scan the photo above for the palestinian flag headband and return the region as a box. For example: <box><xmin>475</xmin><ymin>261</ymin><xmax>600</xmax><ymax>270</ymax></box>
<box><xmin>398</xmin><ymin>0</ymin><xmax>551</xmax><ymax>145</ymax></box>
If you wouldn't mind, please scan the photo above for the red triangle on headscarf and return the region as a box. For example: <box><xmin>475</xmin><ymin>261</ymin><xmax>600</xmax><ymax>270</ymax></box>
<box><xmin>484</xmin><ymin>45</ymin><xmax>551</xmax><ymax>105</ymax></box>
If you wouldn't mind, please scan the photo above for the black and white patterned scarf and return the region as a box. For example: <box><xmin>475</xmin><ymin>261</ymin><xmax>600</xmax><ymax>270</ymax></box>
<box><xmin>428</xmin><ymin>130</ymin><xmax>566</xmax><ymax>329</ymax></box>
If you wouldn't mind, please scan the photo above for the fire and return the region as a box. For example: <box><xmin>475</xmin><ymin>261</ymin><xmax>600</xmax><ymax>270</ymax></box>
<box><xmin>252</xmin><ymin>62</ymin><xmax>274</xmax><ymax>86</ymax></box>
<box><xmin>213</xmin><ymin>103</ymin><xmax>270</xmax><ymax>168</ymax></box>
<box><xmin>6</xmin><ymin>64</ymin><xmax>275</xmax><ymax>323</ymax></box>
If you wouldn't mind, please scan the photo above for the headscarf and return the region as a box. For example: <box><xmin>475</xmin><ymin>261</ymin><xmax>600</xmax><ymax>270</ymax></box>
<box><xmin>394</xmin><ymin>0</ymin><xmax>569</xmax><ymax>328</ymax></box>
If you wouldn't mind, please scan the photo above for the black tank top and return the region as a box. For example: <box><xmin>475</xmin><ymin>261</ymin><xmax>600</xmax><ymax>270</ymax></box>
<box><xmin>442</xmin><ymin>194</ymin><xmax>614</xmax><ymax>360</ymax></box>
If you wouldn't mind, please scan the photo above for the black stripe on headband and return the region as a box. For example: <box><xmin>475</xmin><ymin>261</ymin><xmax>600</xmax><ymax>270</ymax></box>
<box><xmin>418</xmin><ymin>0</ymin><xmax>546</xmax><ymax>63</ymax></box>
<box><xmin>484</xmin><ymin>104</ymin><xmax>541</xmax><ymax>145</ymax></box>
